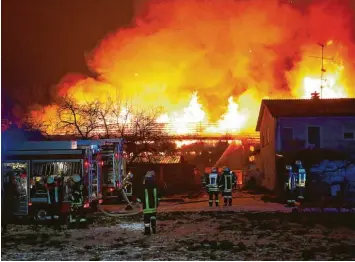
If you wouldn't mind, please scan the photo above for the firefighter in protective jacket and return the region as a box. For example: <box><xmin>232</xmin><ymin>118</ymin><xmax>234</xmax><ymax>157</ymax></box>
<box><xmin>46</xmin><ymin>176</ymin><xmax>61</xmax><ymax>219</ymax></box>
<box><xmin>125</xmin><ymin>171</ymin><xmax>134</xmax><ymax>200</ymax></box>
<box><xmin>69</xmin><ymin>174</ymin><xmax>87</xmax><ymax>223</ymax></box>
<box><xmin>137</xmin><ymin>171</ymin><xmax>160</xmax><ymax>235</ymax></box>
<box><xmin>205</xmin><ymin>167</ymin><xmax>220</xmax><ymax>207</ymax></box>
<box><xmin>295</xmin><ymin>160</ymin><xmax>306</xmax><ymax>201</ymax></box>
<box><xmin>285</xmin><ymin>165</ymin><xmax>297</xmax><ymax>206</ymax></box>
<box><xmin>219</xmin><ymin>167</ymin><xmax>236</xmax><ymax>206</ymax></box>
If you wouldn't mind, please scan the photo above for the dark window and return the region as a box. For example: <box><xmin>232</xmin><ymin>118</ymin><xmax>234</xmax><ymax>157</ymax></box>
<box><xmin>308</xmin><ymin>126</ymin><xmax>321</xmax><ymax>149</ymax></box>
<box><xmin>344</xmin><ymin>132</ymin><xmax>354</xmax><ymax>140</ymax></box>
<box><xmin>281</xmin><ymin>127</ymin><xmax>293</xmax><ymax>150</ymax></box>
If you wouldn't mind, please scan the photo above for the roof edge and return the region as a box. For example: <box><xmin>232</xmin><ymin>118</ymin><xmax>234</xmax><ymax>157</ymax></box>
<box><xmin>255</xmin><ymin>100</ymin><xmax>266</xmax><ymax>132</ymax></box>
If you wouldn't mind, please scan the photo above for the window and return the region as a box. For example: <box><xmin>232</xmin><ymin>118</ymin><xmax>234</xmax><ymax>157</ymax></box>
<box><xmin>344</xmin><ymin>132</ymin><xmax>354</xmax><ymax>140</ymax></box>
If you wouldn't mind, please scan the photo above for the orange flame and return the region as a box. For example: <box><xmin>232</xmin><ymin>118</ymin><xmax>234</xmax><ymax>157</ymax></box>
<box><xmin>27</xmin><ymin>0</ymin><xmax>355</xmax><ymax>136</ymax></box>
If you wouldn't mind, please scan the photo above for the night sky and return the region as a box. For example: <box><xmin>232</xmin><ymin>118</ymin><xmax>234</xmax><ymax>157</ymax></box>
<box><xmin>2</xmin><ymin>0</ymin><xmax>134</xmax><ymax>119</ymax></box>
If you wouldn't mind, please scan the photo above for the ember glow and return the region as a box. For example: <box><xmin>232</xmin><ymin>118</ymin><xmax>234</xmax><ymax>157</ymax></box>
<box><xmin>28</xmin><ymin>0</ymin><xmax>355</xmax><ymax>136</ymax></box>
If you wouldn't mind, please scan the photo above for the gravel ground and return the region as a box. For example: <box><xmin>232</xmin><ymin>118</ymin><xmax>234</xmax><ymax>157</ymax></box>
<box><xmin>2</xmin><ymin>211</ymin><xmax>355</xmax><ymax>261</ymax></box>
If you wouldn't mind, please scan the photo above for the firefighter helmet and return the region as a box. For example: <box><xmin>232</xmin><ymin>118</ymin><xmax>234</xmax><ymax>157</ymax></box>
<box><xmin>286</xmin><ymin>165</ymin><xmax>292</xmax><ymax>171</ymax></box>
<box><xmin>223</xmin><ymin>166</ymin><xmax>230</xmax><ymax>172</ymax></box>
<box><xmin>295</xmin><ymin>160</ymin><xmax>302</xmax><ymax>166</ymax></box>
<box><xmin>72</xmin><ymin>174</ymin><xmax>81</xmax><ymax>183</ymax></box>
<box><xmin>145</xmin><ymin>171</ymin><xmax>155</xmax><ymax>179</ymax></box>
<box><xmin>144</xmin><ymin>171</ymin><xmax>155</xmax><ymax>184</ymax></box>
<box><xmin>47</xmin><ymin>176</ymin><xmax>55</xmax><ymax>184</ymax></box>
<box><xmin>211</xmin><ymin>167</ymin><xmax>218</xmax><ymax>173</ymax></box>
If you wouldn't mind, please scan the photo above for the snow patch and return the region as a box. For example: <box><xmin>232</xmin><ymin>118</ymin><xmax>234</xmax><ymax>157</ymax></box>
<box><xmin>118</xmin><ymin>223</ymin><xmax>144</xmax><ymax>231</ymax></box>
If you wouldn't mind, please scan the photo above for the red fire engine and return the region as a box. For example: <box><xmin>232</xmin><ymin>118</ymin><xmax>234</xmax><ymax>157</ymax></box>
<box><xmin>1</xmin><ymin>141</ymin><xmax>102</xmax><ymax>224</ymax></box>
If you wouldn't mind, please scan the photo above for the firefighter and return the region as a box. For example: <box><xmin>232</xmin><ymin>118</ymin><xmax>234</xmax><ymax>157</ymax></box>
<box><xmin>295</xmin><ymin>160</ymin><xmax>306</xmax><ymax>202</ymax></box>
<box><xmin>124</xmin><ymin>171</ymin><xmax>134</xmax><ymax>210</ymax></box>
<box><xmin>69</xmin><ymin>174</ymin><xmax>87</xmax><ymax>224</ymax></box>
<box><xmin>205</xmin><ymin>167</ymin><xmax>220</xmax><ymax>207</ymax></box>
<box><xmin>137</xmin><ymin>171</ymin><xmax>160</xmax><ymax>235</ymax></box>
<box><xmin>2</xmin><ymin>173</ymin><xmax>20</xmax><ymax>233</ymax></box>
<box><xmin>219</xmin><ymin>167</ymin><xmax>236</xmax><ymax>206</ymax></box>
<box><xmin>46</xmin><ymin>176</ymin><xmax>60</xmax><ymax>220</ymax></box>
<box><xmin>125</xmin><ymin>171</ymin><xmax>134</xmax><ymax>201</ymax></box>
<box><xmin>285</xmin><ymin>165</ymin><xmax>297</xmax><ymax>206</ymax></box>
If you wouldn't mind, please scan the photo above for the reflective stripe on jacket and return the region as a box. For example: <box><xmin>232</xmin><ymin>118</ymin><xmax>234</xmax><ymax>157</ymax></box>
<box><xmin>143</xmin><ymin>187</ymin><xmax>158</xmax><ymax>214</ymax></box>
<box><xmin>207</xmin><ymin>173</ymin><xmax>219</xmax><ymax>192</ymax></box>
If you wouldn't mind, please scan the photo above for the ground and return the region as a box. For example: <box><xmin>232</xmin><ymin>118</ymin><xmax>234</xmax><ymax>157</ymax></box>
<box><xmin>2</xmin><ymin>192</ymin><xmax>355</xmax><ymax>261</ymax></box>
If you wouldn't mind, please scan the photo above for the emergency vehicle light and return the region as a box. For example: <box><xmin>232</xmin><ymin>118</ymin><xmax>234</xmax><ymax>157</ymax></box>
<box><xmin>109</xmin><ymin>188</ymin><xmax>114</xmax><ymax>192</ymax></box>
<box><xmin>100</xmin><ymin>161</ymin><xmax>104</xmax><ymax>166</ymax></box>
<box><xmin>114</xmin><ymin>153</ymin><xmax>119</xmax><ymax>159</ymax></box>
<box><xmin>99</xmin><ymin>199</ymin><xmax>103</xmax><ymax>204</ymax></box>
<box><xmin>83</xmin><ymin>202</ymin><xmax>90</xmax><ymax>208</ymax></box>
<box><xmin>28</xmin><ymin>202</ymin><xmax>33</xmax><ymax>206</ymax></box>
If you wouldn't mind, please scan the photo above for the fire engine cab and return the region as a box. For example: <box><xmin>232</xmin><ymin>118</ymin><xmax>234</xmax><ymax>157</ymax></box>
<box><xmin>1</xmin><ymin>140</ymin><xmax>102</xmax><ymax>224</ymax></box>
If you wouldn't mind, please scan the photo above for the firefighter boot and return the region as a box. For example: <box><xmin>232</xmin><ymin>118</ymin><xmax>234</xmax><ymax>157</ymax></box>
<box><xmin>228</xmin><ymin>197</ymin><xmax>232</xmax><ymax>206</ymax></box>
<box><xmin>215</xmin><ymin>200</ymin><xmax>219</xmax><ymax>207</ymax></box>
<box><xmin>151</xmin><ymin>216</ymin><xmax>157</xmax><ymax>234</ymax></box>
<box><xmin>209</xmin><ymin>200</ymin><xmax>213</xmax><ymax>207</ymax></box>
<box><xmin>223</xmin><ymin>197</ymin><xmax>228</xmax><ymax>206</ymax></box>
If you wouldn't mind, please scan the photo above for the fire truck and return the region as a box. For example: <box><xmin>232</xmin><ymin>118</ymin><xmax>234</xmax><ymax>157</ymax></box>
<box><xmin>1</xmin><ymin>140</ymin><xmax>103</xmax><ymax>223</ymax></box>
<box><xmin>77</xmin><ymin>139</ymin><xmax>127</xmax><ymax>202</ymax></box>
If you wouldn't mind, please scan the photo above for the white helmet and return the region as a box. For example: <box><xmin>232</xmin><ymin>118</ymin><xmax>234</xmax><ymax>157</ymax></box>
<box><xmin>295</xmin><ymin>160</ymin><xmax>302</xmax><ymax>166</ymax></box>
<box><xmin>72</xmin><ymin>174</ymin><xmax>81</xmax><ymax>183</ymax></box>
<box><xmin>145</xmin><ymin>171</ymin><xmax>155</xmax><ymax>178</ymax></box>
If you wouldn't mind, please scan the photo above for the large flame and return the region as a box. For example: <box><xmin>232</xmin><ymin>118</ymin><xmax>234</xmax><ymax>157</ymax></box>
<box><xmin>27</xmin><ymin>0</ymin><xmax>355</xmax><ymax>136</ymax></box>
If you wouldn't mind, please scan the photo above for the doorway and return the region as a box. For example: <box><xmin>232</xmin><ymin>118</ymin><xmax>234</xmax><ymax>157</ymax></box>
<box><xmin>308</xmin><ymin>126</ymin><xmax>321</xmax><ymax>149</ymax></box>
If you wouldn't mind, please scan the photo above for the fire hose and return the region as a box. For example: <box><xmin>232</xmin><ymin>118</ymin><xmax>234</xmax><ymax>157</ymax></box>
<box><xmin>98</xmin><ymin>180</ymin><xmax>142</xmax><ymax>217</ymax></box>
<box><xmin>98</xmin><ymin>192</ymin><xmax>142</xmax><ymax>217</ymax></box>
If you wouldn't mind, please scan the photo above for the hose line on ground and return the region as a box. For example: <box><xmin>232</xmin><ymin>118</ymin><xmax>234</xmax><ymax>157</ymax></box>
<box><xmin>98</xmin><ymin>189</ymin><xmax>253</xmax><ymax>217</ymax></box>
<box><xmin>98</xmin><ymin>187</ymin><xmax>142</xmax><ymax>217</ymax></box>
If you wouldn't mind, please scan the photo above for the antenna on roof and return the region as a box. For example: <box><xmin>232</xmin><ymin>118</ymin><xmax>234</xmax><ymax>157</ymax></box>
<box><xmin>318</xmin><ymin>43</ymin><xmax>325</xmax><ymax>99</ymax></box>
<box><xmin>308</xmin><ymin>43</ymin><xmax>333</xmax><ymax>99</ymax></box>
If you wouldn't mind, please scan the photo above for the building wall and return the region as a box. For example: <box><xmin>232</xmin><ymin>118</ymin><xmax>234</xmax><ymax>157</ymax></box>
<box><xmin>259</xmin><ymin>107</ymin><xmax>277</xmax><ymax>191</ymax></box>
<box><xmin>276</xmin><ymin>116</ymin><xmax>355</xmax><ymax>152</ymax></box>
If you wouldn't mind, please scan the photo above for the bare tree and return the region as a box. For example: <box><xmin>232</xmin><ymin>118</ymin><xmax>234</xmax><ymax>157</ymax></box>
<box><xmin>94</xmin><ymin>98</ymin><xmax>176</xmax><ymax>162</ymax></box>
<box><xmin>56</xmin><ymin>96</ymin><xmax>101</xmax><ymax>139</ymax></box>
<box><xmin>124</xmin><ymin>106</ymin><xmax>175</xmax><ymax>163</ymax></box>
<box><xmin>111</xmin><ymin>99</ymin><xmax>134</xmax><ymax>138</ymax></box>
<box><xmin>24</xmin><ymin>95</ymin><xmax>176</xmax><ymax>159</ymax></box>
<box><xmin>96</xmin><ymin>97</ymin><xmax>114</xmax><ymax>138</ymax></box>
<box><xmin>23</xmin><ymin>111</ymin><xmax>55</xmax><ymax>139</ymax></box>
